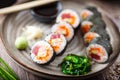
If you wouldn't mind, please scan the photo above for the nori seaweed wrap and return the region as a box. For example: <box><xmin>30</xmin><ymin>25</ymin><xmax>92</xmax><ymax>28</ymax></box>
<box><xmin>86</xmin><ymin>6</ymin><xmax>102</xmax><ymax>18</ymax></box>
<box><xmin>89</xmin><ymin>26</ymin><xmax>110</xmax><ymax>40</ymax></box>
<box><xmin>90</xmin><ymin>37</ymin><xmax>112</xmax><ymax>56</ymax></box>
<box><xmin>87</xmin><ymin>17</ymin><xmax>106</xmax><ymax>29</ymax></box>
<box><xmin>86</xmin><ymin>37</ymin><xmax>112</xmax><ymax>63</ymax></box>
<box><xmin>85</xmin><ymin>6</ymin><xmax>106</xmax><ymax>28</ymax></box>
<box><xmin>84</xmin><ymin>32</ymin><xmax>101</xmax><ymax>45</ymax></box>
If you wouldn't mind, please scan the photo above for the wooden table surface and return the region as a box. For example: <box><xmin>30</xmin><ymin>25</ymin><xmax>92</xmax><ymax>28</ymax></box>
<box><xmin>0</xmin><ymin>0</ymin><xmax>120</xmax><ymax>80</ymax></box>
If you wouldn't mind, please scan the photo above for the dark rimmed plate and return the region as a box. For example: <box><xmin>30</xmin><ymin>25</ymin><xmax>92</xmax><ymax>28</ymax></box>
<box><xmin>0</xmin><ymin>0</ymin><xmax>120</xmax><ymax>80</ymax></box>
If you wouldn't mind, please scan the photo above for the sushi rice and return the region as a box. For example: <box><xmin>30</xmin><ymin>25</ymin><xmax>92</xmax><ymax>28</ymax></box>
<box><xmin>31</xmin><ymin>41</ymin><xmax>55</xmax><ymax>64</ymax></box>
<box><xmin>86</xmin><ymin>37</ymin><xmax>112</xmax><ymax>63</ymax></box>
<box><xmin>45</xmin><ymin>33</ymin><xmax>67</xmax><ymax>55</ymax></box>
<box><xmin>51</xmin><ymin>22</ymin><xmax>74</xmax><ymax>42</ymax></box>
<box><xmin>80</xmin><ymin>9</ymin><xmax>94</xmax><ymax>20</ymax></box>
<box><xmin>56</xmin><ymin>9</ymin><xmax>80</xmax><ymax>28</ymax></box>
<box><xmin>84</xmin><ymin>32</ymin><xmax>100</xmax><ymax>44</ymax></box>
<box><xmin>86</xmin><ymin>44</ymin><xmax>108</xmax><ymax>63</ymax></box>
<box><xmin>81</xmin><ymin>21</ymin><xmax>93</xmax><ymax>34</ymax></box>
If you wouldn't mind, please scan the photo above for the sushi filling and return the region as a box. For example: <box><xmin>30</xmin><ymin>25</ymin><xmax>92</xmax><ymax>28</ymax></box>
<box><xmin>84</xmin><ymin>32</ymin><xmax>100</xmax><ymax>44</ymax></box>
<box><xmin>51</xmin><ymin>22</ymin><xmax>74</xmax><ymax>42</ymax></box>
<box><xmin>31</xmin><ymin>41</ymin><xmax>54</xmax><ymax>64</ymax></box>
<box><xmin>80</xmin><ymin>9</ymin><xmax>94</xmax><ymax>20</ymax></box>
<box><xmin>87</xmin><ymin>44</ymin><xmax>108</xmax><ymax>63</ymax></box>
<box><xmin>45</xmin><ymin>33</ymin><xmax>67</xmax><ymax>55</ymax></box>
<box><xmin>61</xmin><ymin>13</ymin><xmax>75</xmax><ymax>25</ymax></box>
<box><xmin>81</xmin><ymin>21</ymin><xmax>93</xmax><ymax>34</ymax></box>
<box><xmin>56</xmin><ymin>9</ymin><xmax>80</xmax><ymax>28</ymax></box>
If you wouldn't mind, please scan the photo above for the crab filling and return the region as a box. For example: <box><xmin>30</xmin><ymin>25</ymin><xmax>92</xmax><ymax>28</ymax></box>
<box><xmin>32</xmin><ymin>45</ymin><xmax>50</xmax><ymax>61</ymax></box>
<box><xmin>55</xmin><ymin>26</ymin><xmax>69</xmax><ymax>37</ymax></box>
<box><xmin>49</xmin><ymin>33</ymin><xmax>63</xmax><ymax>52</ymax></box>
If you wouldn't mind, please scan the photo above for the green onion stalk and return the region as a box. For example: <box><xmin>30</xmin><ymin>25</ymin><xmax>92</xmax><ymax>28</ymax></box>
<box><xmin>0</xmin><ymin>57</ymin><xmax>19</xmax><ymax>80</ymax></box>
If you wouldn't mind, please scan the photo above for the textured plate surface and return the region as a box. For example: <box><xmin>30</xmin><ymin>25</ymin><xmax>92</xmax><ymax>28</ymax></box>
<box><xmin>0</xmin><ymin>0</ymin><xmax>120</xmax><ymax>79</ymax></box>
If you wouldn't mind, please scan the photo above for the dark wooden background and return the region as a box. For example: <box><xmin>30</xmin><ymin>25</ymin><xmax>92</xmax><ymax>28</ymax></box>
<box><xmin>0</xmin><ymin>0</ymin><xmax>120</xmax><ymax>80</ymax></box>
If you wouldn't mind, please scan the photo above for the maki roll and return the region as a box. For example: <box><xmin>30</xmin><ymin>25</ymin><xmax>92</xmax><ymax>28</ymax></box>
<box><xmin>80</xmin><ymin>9</ymin><xmax>94</xmax><ymax>21</ymax></box>
<box><xmin>56</xmin><ymin>9</ymin><xmax>80</xmax><ymax>28</ymax></box>
<box><xmin>87</xmin><ymin>17</ymin><xmax>106</xmax><ymax>29</ymax></box>
<box><xmin>45</xmin><ymin>33</ymin><xmax>67</xmax><ymax>56</ymax></box>
<box><xmin>86</xmin><ymin>37</ymin><xmax>112</xmax><ymax>63</ymax></box>
<box><xmin>31</xmin><ymin>41</ymin><xmax>55</xmax><ymax>64</ymax></box>
<box><xmin>51</xmin><ymin>22</ymin><xmax>74</xmax><ymax>42</ymax></box>
<box><xmin>86</xmin><ymin>6</ymin><xmax>102</xmax><ymax>18</ymax></box>
<box><xmin>84</xmin><ymin>32</ymin><xmax>100</xmax><ymax>45</ymax></box>
<box><xmin>81</xmin><ymin>21</ymin><xmax>93</xmax><ymax>34</ymax></box>
<box><xmin>89</xmin><ymin>26</ymin><xmax>110</xmax><ymax>40</ymax></box>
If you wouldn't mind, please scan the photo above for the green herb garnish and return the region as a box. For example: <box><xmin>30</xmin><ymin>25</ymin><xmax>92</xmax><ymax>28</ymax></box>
<box><xmin>60</xmin><ymin>54</ymin><xmax>91</xmax><ymax>75</ymax></box>
<box><xmin>0</xmin><ymin>57</ymin><xmax>19</xmax><ymax>80</ymax></box>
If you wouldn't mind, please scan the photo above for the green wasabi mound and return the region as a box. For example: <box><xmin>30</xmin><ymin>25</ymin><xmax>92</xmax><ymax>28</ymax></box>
<box><xmin>15</xmin><ymin>36</ymin><xmax>28</xmax><ymax>50</ymax></box>
<box><xmin>60</xmin><ymin>54</ymin><xmax>91</xmax><ymax>75</ymax></box>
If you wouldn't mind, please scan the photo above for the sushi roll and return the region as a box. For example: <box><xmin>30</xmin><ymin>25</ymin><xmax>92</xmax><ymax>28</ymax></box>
<box><xmin>81</xmin><ymin>21</ymin><xmax>93</xmax><ymax>34</ymax></box>
<box><xmin>87</xmin><ymin>17</ymin><xmax>106</xmax><ymax>29</ymax></box>
<box><xmin>84</xmin><ymin>32</ymin><xmax>100</xmax><ymax>45</ymax></box>
<box><xmin>56</xmin><ymin>9</ymin><xmax>80</xmax><ymax>28</ymax></box>
<box><xmin>45</xmin><ymin>33</ymin><xmax>67</xmax><ymax>55</ymax></box>
<box><xmin>51</xmin><ymin>22</ymin><xmax>74</xmax><ymax>42</ymax></box>
<box><xmin>86</xmin><ymin>37</ymin><xmax>112</xmax><ymax>63</ymax></box>
<box><xmin>89</xmin><ymin>26</ymin><xmax>110</xmax><ymax>40</ymax></box>
<box><xmin>80</xmin><ymin>9</ymin><xmax>94</xmax><ymax>21</ymax></box>
<box><xmin>86</xmin><ymin>6</ymin><xmax>102</xmax><ymax>18</ymax></box>
<box><xmin>31</xmin><ymin>41</ymin><xmax>55</xmax><ymax>64</ymax></box>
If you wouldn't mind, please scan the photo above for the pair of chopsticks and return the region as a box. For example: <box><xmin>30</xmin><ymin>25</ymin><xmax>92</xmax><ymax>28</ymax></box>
<box><xmin>0</xmin><ymin>0</ymin><xmax>58</xmax><ymax>15</ymax></box>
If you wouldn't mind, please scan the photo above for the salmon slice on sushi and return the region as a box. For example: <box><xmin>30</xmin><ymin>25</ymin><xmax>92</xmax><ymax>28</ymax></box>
<box><xmin>56</xmin><ymin>9</ymin><xmax>80</xmax><ymax>28</ymax></box>
<box><xmin>81</xmin><ymin>21</ymin><xmax>93</xmax><ymax>34</ymax></box>
<box><xmin>45</xmin><ymin>33</ymin><xmax>67</xmax><ymax>56</ymax></box>
<box><xmin>51</xmin><ymin>22</ymin><xmax>74</xmax><ymax>42</ymax></box>
<box><xmin>84</xmin><ymin>32</ymin><xmax>100</xmax><ymax>45</ymax></box>
<box><xmin>31</xmin><ymin>41</ymin><xmax>55</xmax><ymax>65</ymax></box>
<box><xmin>86</xmin><ymin>37</ymin><xmax>112</xmax><ymax>63</ymax></box>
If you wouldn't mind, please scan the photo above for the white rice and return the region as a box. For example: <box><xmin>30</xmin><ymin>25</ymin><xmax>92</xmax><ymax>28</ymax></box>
<box><xmin>31</xmin><ymin>41</ymin><xmax>54</xmax><ymax>64</ymax></box>
<box><xmin>86</xmin><ymin>44</ymin><xmax>108</xmax><ymax>63</ymax></box>
<box><xmin>56</xmin><ymin>9</ymin><xmax>80</xmax><ymax>28</ymax></box>
<box><xmin>81</xmin><ymin>21</ymin><xmax>93</xmax><ymax>28</ymax></box>
<box><xmin>84</xmin><ymin>32</ymin><xmax>100</xmax><ymax>43</ymax></box>
<box><xmin>51</xmin><ymin>22</ymin><xmax>74</xmax><ymax>42</ymax></box>
<box><xmin>80</xmin><ymin>9</ymin><xmax>94</xmax><ymax>20</ymax></box>
<box><xmin>45</xmin><ymin>33</ymin><xmax>67</xmax><ymax>55</ymax></box>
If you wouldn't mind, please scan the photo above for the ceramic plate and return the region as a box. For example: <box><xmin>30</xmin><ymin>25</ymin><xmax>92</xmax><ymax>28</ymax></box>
<box><xmin>0</xmin><ymin>0</ymin><xmax>120</xmax><ymax>79</ymax></box>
